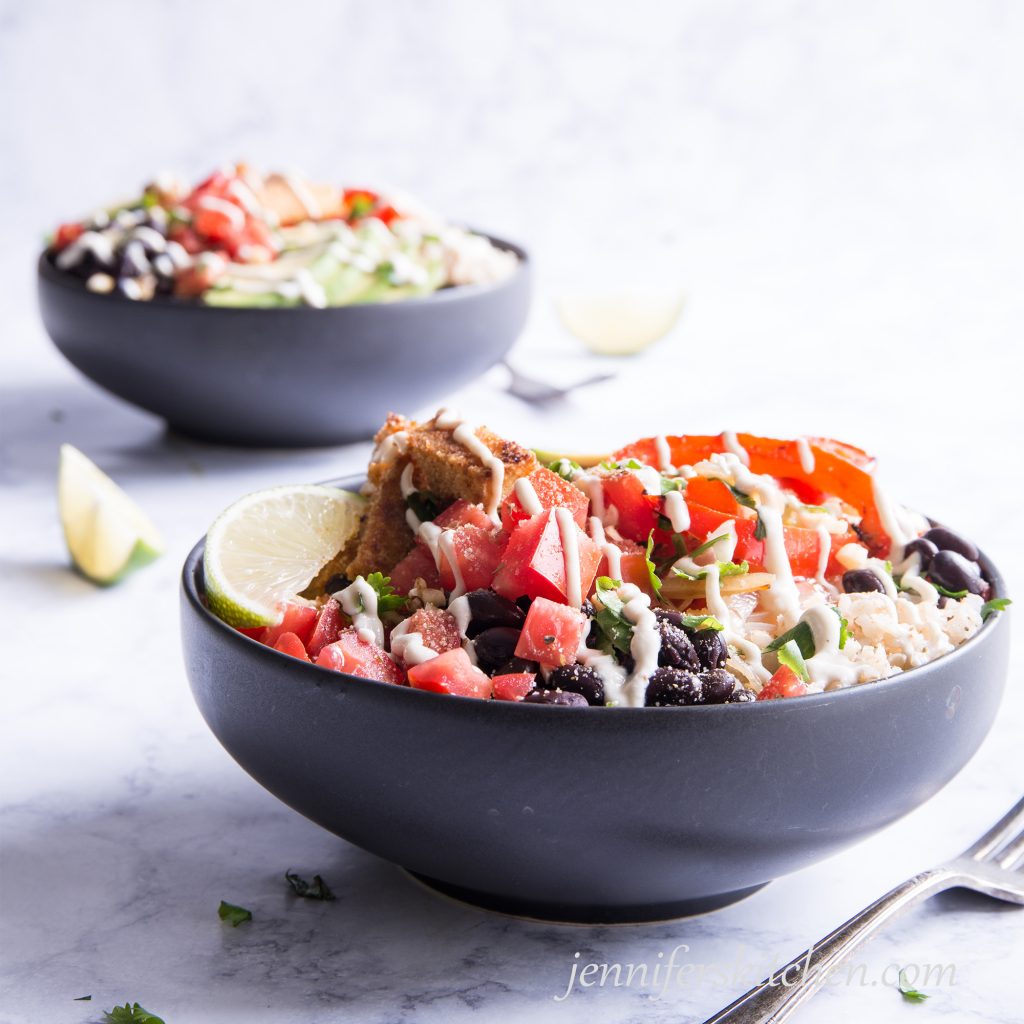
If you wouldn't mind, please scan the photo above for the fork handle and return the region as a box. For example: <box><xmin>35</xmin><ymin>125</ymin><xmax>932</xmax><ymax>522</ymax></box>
<box><xmin>701</xmin><ymin>867</ymin><xmax>961</xmax><ymax>1024</ymax></box>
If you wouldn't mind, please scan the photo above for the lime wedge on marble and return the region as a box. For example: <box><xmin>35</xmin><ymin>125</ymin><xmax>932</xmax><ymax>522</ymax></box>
<box><xmin>58</xmin><ymin>444</ymin><xmax>164</xmax><ymax>585</ymax></box>
<box><xmin>203</xmin><ymin>485</ymin><xmax>366</xmax><ymax>628</ymax></box>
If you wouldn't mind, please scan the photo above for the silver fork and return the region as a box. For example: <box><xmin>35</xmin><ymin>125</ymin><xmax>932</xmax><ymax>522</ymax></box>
<box><xmin>703</xmin><ymin>796</ymin><xmax>1024</xmax><ymax>1023</ymax></box>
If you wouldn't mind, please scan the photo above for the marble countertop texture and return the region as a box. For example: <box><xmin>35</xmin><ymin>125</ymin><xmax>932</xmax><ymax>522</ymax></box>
<box><xmin>2</xmin><ymin>1</ymin><xmax>1024</xmax><ymax>1022</ymax></box>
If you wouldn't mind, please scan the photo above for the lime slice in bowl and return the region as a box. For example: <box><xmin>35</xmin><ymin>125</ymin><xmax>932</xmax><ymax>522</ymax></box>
<box><xmin>203</xmin><ymin>485</ymin><xmax>366</xmax><ymax>629</ymax></box>
<box><xmin>59</xmin><ymin>444</ymin><xmax>165</xmax><ymax>585</ymax></box>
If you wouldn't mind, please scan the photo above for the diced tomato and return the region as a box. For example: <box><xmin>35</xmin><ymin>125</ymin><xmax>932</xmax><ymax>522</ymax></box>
<box><xmin>316</xmin><ymin>629</ymin><xmax>405</xmax><ymax>684</ymax></box>
<box><xmin>595</xmin><ymin>534</ymin><xmax>644</xmax><ymax>580</ymax></box>
<box><xmin>260</xmin><ymin>601</ymin><xmax>318</xmax><ymax>649</ymax></box>
<box><xmin>617</xmin><ymin>552</ymin><xmax>657</xmax><ymax>596</ymax></box>
<box><xmin>273</xmin><ymin>632</ymin><xmax>310</xmax><ymax>661</ymax></box>
<box><xmin>193</xmin><ymin>202</ymin><xmax>242</xmax><ymax>243</ymax></box>
<box><xmin>390</xmin><ymin>545</ymin><xmax>441</xmax><ymax>595</ymax></box>
<box><xmin>514</xmin><ymin>597</ymin><xmax>587</xmax><ymax>667</ymax></box>
<box><xmin>435</xmin><ymin>525</ymin><xmax>506</xmax><ymax>593</ymax></box>
<box><xmin>229</xmin><ymin>218</ymin><xmax>277</xmax><ymax>261</ymax></box>
<box><xmin>491</xmin><ymin>673</ymin><xmax>537</xmax><ymax>701</ymax></box>
<box><xmin>168</xmin><ymin>223</ymin><xmax>208</xmax><ymax>257</ymax></box>
<box><xmin>492</xmin><ymin>510</ymin><xmax>601</xmax><ymax>604</ymax></box>
<box><xmin>500</xmin><ymin>468</ymin><xmax>589</xmax><ymax>532</ymax></box>
<box><xmin>53</xmin><ymin>222</ymin><xmax>84</xmax><ymax>251</ymax></box>
<box><xmin>602</xmin><ymin>472</ymin><xmax>660</xmax><ymax>544</ymax></box>
<box><xmin>407</xmin><ymin>647</ymin><xmax>491</xmax><ymax>698</ymax></box>
<box><xmin>375</xmin><ymin>204</ymin><xmax>401</xmax><ymax>226</ymax></box>
<box><xmin>778</xmin><ymin>477</ymin><xmax>826</xmax><ymax>506</ymax></box>
<box><xmin>684</xmin><ymin>477</ymin><xmax>740</xmax><ymax>515</ymax></box>
<box><xmin>757</xmin><ymin>666</ymin><xmax>808</xmax><ymax>700</ymax></box>
<box><xmin>237</xmin><ymin>625</ymin><xmax>265</xmax><ymax>639</ymax></box>
<box><xmin>308</xmin><ymin>599</ymin><xmax>345</xmax><ymax>658</ymax></box>
<box><xmin>400</xmin><ymin>608</ymin><xmax>461</xmax><ymax>655</ymax></box>
<box><xmin>342</xmin><ymin>188</ymin><xmax>381</xmax><ymax>221</ymax></box>
<box><xmin>432</xmin><ymin>499</ymin><xmax>495</xmax><ymax>532</ymax></box>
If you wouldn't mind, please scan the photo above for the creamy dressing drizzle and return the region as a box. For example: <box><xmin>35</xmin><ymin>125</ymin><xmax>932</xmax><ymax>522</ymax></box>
<box><xmin>871</xmin><ymin>476</ymin><xmax>913</xmax><ymax>561</ymax></box>
<box><xmin>336</xmin><ymin>576</ymin><xmax>385</xmax><ymax>647</ymax></box>
<box><xmin>554</xmin><ymin>507</ymin><xmax>583</xmax><ymax>608</ymax></box>
<box><xmin>514</xmin><ymin>476</ymin><xmax>543</xmax><ymax>516</ymax></box>
<box><xmin>796</xmin><ymin>437</ymin><xmax>816</xmax><ymax>475</ymax></box>
<box><xmin>431</xmin><ymin>410</ymin><xmax>503</xmax><ymax>522</ymax></box>
<box><xmin>799</xmin><ymin>604</ymin><xmax>861</xmax><ymax>687</ymax></box>
<box><xmin>663</xmin><ymin>489</ymin><xmax>690</xmax><ymax>533</ymax></box>
<box><xmin>575</xmin><ymin>634</ymin><xmax>628</xmax><ymax>706</ymax></box>
<box><xmin>280</xmin><ymin>173</ymin><xmax>322</xmax><ymax>219</ymax></box>
<box><xmin>721</xmin><ymin>430</ymin><xmax>750</xmax><ymax>466</ymax></box>
<box><xmin>198</xmin><ymin>195</ymin><xmax>246</xmax><ymax>232</ymax></box>
<box><xmin>388</xmin><ymin>618</ymin><xmax>439</xmax><ymax>666</ymax></box>
<box><xmin>654</xmin><ymin>435</ymin><xmax>674</xmax><ymax>473</ymax></box>
<box><xmin>588</xmin><ymin>516</ymin><xmax>622</xmax><ymax>580</ymax></box>
<box><xmin>617</xmin><ymin>583</ymin><xmax>661</xmax><ymax>707</ymax></box>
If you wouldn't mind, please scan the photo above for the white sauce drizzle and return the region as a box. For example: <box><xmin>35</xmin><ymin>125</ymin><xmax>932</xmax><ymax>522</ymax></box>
<box><xmin>721</xmin><ymin>430</ymin><xmax>750</xmax><ymax>466</ymax></box>
<box><xmin>197</xmin><ymin>195</ymin><xmax>246</xmax><ymax>233</ymax></box>
<box><xmin>757</xmin><ymin>505</ymin><xmax>802</xmax><ymax>628</ymax></box>
<box><xmin>514</xmin><ymin>476</ymin><xmax>543</xmax><ymax>516</ymax></box>
<box><xmin>280</xmin><ymin>173</ymin><xmax>322</xmax><ymax>220</ymax></box>
<box><xmin>654</xmin><ymin>435</ymin><xmax>674</xmax><ymax>473</ymax></box>
<box><xmin>796</xmin><ymin>438</ymin><xmax>816</xmax><ymax>475</ymax></box>
<box><xmin>589</xmin><ymin>516</ymin><xmax>622</xmax><ymax>580</ymax></box>
<box><xmin>336</xmin><ymin>576</ymin><xmax>384</xmax><ymax>647</ymax></box>
<box><xmin>618</xmin><ymin>583</ymin><xmax>661</xmax><ymax>707</ymax></box>
<box><xmin>388</xmin><ymin>618</ymin><xmax>439</xmax><ymax>666</ymax></box>
<box><xmin>554</xmin><ymin>507</ymin><xmax>582</xmax><ymax>608</ymax></box>
<box><xmin>663</xmin><ymin>490</ymin><xmax>690</xmax><ymax>533</ymax></box>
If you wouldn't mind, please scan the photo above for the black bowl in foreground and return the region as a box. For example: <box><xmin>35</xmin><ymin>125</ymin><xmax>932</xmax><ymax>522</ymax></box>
<box><xmin>180</xmin><ymin>483</ymin><xmax>1010</xmax><ymax>923</ymax></box>
<box><xmin>38</xmin><ymin>238</ymin><xmax>529</xmax><ymax>447</ymax></box>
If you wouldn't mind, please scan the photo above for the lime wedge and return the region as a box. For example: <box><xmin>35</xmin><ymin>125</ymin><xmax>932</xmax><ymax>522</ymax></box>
<box><xmin>58</xmin><ymin>444</ymin><xmax>165</xmax><ymax>585</ymax></box>
<box><xmin>203</xmin><ymin>485</ymin><xmax>366</xmax><ymax>628</ymax></box>
<box><xmin>556</xmin><ymin>287</ymin><xmax>685</xmax><ymax>355</ymax></box>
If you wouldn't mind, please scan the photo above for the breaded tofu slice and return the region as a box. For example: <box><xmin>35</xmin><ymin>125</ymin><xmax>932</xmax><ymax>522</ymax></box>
<box><xmin>345</xmin><ymin>411</ymin><xmax>537</xmax><ymax>579</ymax></box>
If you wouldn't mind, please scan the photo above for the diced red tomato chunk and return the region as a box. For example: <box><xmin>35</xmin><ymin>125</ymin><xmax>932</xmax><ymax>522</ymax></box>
<box><xmin>390</xmin><ymin>545</ymin><xmax>441</xmax><ymax>596</ymax></box>
<box><xmin>407</xmin><ymin>647</ymin><xmax>491</xmax><ymax>698</ymax></box>
<box><xmin>400</xmin><ymin>608</ymin><xmax>461</xmax><ymax>655</ymax></box>
<box><xmin>602</xmin><ymin>472</ymin><xmax>659</xmax><ymax>544</ymax></box>
<box><xmin>316</xmin><ymin>629</ymin><xmax>405</xmax><ymax>684</ymax></box>
<box><xmin>757</xmin><ymin>666</ymin><xmax>808</xmax><ymax>701</ymax></box>
<box><xmin>514</xmin><ymin>597</ymin><xmax>587</xmax><ymax>667</ymax></box>
<box><xmin>491</xmin><ymin>673</ymin><xmax>537</xmax><ymax>701</ymax></box>
<box><xmin>53</xmin><ymin>222</ymin><xmax>84</xmax><ymax>250</ymax></box>
<box><xmin>261</xmin><ymin>601</ymin><xmax>318</xmax><ymax>648</ymax></box>
<box><xmin>431</xmin><ymin>499</ymin><xmax>495</xmax><ymax>532</ymax></box>
<box><xmin>492</xmin><ymin>510</ymin><xmax>601</xmax><ymax>604</ymax></box>
<box><xmin>437</xmin><ymin>524</ymin><xmax>506</xmax><ymax>593</ymax></box>
<box><xmin>307</xmin><ymin>598</ymin><xmax>344</xmax><ymax>658</ymax></box>
<box><xmin>500</xmin><ymin>467</ymin><xmax>589</xmax><ymax>532</ymax></box>
<box><xmin>273</xmin><ymin>632</ymin><xmax>310</xmax><ymax>661</ymax></box>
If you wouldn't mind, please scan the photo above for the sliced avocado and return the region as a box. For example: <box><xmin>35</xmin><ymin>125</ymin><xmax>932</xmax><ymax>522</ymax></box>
<box><xmin>314</xmin><ymin>261</ymin><xmax>379</xmax><ymax>305</ymax></box>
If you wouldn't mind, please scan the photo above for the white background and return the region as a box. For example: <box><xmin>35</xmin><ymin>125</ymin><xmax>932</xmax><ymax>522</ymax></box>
<box><xmin>1</xmin><ymin>1</ymin><xmax>1023</xmax><ymax>1022</ymax></box>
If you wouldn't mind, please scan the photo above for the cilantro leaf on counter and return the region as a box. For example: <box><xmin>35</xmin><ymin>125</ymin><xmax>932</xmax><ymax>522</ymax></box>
<box><xmin>592</xmin><ymin>577</ymin><xmax>634</xmax><ymax>656</ymax></box>
<box><xmin>365</xmin><ymin>572</ymin><xmax>407</xmax><ymax>615</ymax></box>
<box><xmin>897</xmin><ymin>970</ymin><xmax>930</xmax><ymax>1003</ymax></box>
<box><xmin>981</xmin><ymin>597</ymin><xmax>1012</xmax><ymax>620</ymax></box>
<box><xmin>776</xmin><ymin>639</ymin><xmax>809</xmax><ymax>682</ymax></box>
<box><xmin>285</xmin><ymin>870</ymin><xmax>336</xmax><ymax>901</ymax></box>
<box><xmin>644</xmin><ymin>533</ymin><xmax>663</xmax><ymax>600</ymax></box>
<box><xmin>103</xmin><ymin>1004</ymin><xmax>165</xmax><ymax>1023</ymax></box>
<box><xmin>74</xmin><ymin>995</ymin><xmax>92</xmax><ymax>1001</ymax></box>
<box><xmin>218</xmin><ymin>900</ymin><xmax>252</xmax><ymax>927</ymax></box>
<box><xmin>766</xmin><ymin>621</ymin><xmax>816</xmax><ymax>659</ymax></box>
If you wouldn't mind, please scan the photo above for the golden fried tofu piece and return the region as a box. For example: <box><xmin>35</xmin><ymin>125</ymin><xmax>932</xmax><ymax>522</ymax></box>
<box><xmin>344</xmin><ymin>412</ymin><xmax>537</xmax><ymax>579</ymax></box>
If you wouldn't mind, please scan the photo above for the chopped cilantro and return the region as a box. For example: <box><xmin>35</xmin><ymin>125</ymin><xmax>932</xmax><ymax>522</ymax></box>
<box><xmin>657</xmin><ymin>513</ymin><xmax>674</xmax><ymax>533</ymax></box>
<box><xmin>218</xmin><ymin>900</ymin><xmax>252</xmax><ymax>927</ymax></box>
<box><xmin>897</xmin><ymin>969</ymin><xmax>929</xmax><ymax>1003</ymax></box>
<box><xmin>644</xmin><ymin>532</ymin><xmax>663</xmax><ymax>599</ymax></box>
<box><xmin>981</xmin><ymin>597</ymin><xmax>1012</xmax><ymax>620</ymax></box>
<box><xmin>548</xmin><ymin>458</ymin><xmax>582</xmax><ymax>482</ymax></box>
<box><xmin>766</xmin><ymin>620</ymin><xmax>816</xmax><ymax>658</ymax></box>
<box><xmin>754</xmin><ymin>509</ymin><xmax>767</xmax><ymax>541</ymax></box>
<box><xmin>103</xmin><ymin>1004</ymin><xmax>165</xmax><ymax>1023</ymax></box>
<box><xmin>689</xmin><ymin>531</ymin><xmax>733</xmax><ymax>559</ymax></box>
<box><xmin>718</xmin><ymin>480</ymin><xmax>757</xmax><ymax>510</ymax></box>
<box><xmin>776</xmin><ymin>639</ymin><xmax>809</xmax><ymax>681</ymax></box>
<box><xmin>660</xmin><ymin>476</ymin><xmax>685</xmax><ymax>495</ymax></box>
<box><xmin>836</xmin><ymin>609</ymin><xmax>850</xmax><ymax>649</ymax></box>
<box><xmin>599</xmin><ymin>458</ymin><xmax>643</xmax><ymax>471</ymax></box>
<box><xmin>285</xmin><ymin>870</ymin><xmax>336</xmax><ymax>901</ymax></box>
<box><xmin>934</xmin><ymin>583</ymin><xmax>968</xmax><ymax>599</ymax></box>
<box><xmin>679</xmin><ymin>613</ymin><xmax>724</xmax><ymax>632</ymax></box>
<box><xmin>365</xmin><ymin>572</ymin><xmax>408</xmax><ymax>615</ymax></box>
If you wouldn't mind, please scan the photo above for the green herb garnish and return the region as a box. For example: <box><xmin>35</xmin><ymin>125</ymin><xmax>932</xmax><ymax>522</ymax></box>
<box><xmin>836</xmin><ymin>609</ymin><xmax>850</xmax><ymax>650</ymax></box>
<box><xmin>717</xmin><ymin>480</ymin><xmax>757</xmax><ymax>510</ymax></box>
<box><xmin>673</xmin><ymin>560</ymin><xmax>749</xmax><ymax>581</ymax></box>
<box><xmin>218</xmin><ymin>900</ymin><xmax>252</xmax><ymax>927</ymax></box>
<box><xmin>776</xmin><ymin>639</ymin><xmax>809</xmax><ymax>682</ymax></box>
<box><xmin>285</xmin><ymin>870</ymin><xmax>336</xmax><ymax>901</ymax></box>
<box><xmin>592</xmin><ymin>577</ymin><xmax>634</xmax><ymax>655</ymax></box>
<box><xmin>689</xmin><ymin>531</ymin><xmax>733</xmax><ymax>559</ymax></box>
<box><xmin>599</xmin><ymin>458</ymin><xmax>643</xmax><ymax>471</ymax></box>
<box><xmin>103</xmin><ymin>1004</ymin><xmax>165</xmax><ymax>1023</ymax></box>
<box><xmin>897</xmin><ymin>969</ymin><xmax>929</xmax><ymax>1003</ymax></box>
<box><xmin>754</xmin><ymin>509</ymin><xmax>767</xmax><ymax>541</ymax></box>
<box><xmin>365</xmin><ymin>572</ymin><xmax>407</xmax><ymax>615</ymax></box>
<box><xmin>548</xmin><ymin>458</ymin><xmax>582</xmax><ymax>482</ymax></box>
<box><xmin>981</xmin><ymin>597</ymin><xmax>1012</xmax><ymax>620</ymax></box>
<box><xmin>679</xmin><ymin>613</ymin><xmax>725</xmax><ymax>632</ymax></box>
<box><xmin>766</xmin><ymin>620</ymin><xmax>816</xmax><ymax>658</ymax></box>
<box><xmin>660</xmin><ymin>476</ymin><xmax>685</xmax><ymax>495</ymax></box>
<box><xmin>644</xmin><ymin>533</ymin><xmax>663</xmax><ymax>600</ymax></box>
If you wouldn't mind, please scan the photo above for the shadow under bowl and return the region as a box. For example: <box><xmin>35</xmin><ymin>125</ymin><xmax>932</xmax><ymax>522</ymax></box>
<box><xmin>37</xmin><ymin>238</ymin><xmax>530</xmax><ymax>448</ymax></box>
<box><xmin>180</xmin><ymin>478</ymin><xmax>1010</xmax><ymax>922</ymax></box>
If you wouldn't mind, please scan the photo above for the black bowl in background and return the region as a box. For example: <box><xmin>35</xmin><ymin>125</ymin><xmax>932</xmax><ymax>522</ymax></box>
<box><xmin>37</xmin><ymin>238</ymin><xmax>530</xmax><ymax>447</ymax></box>
<box><xmin>179</xmin><ymin>480</ymin><xmax>1010</xmax><ymax>923</ymax></box>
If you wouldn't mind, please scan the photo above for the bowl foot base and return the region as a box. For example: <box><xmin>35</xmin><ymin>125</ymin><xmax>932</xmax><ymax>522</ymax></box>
<box><xmin>404</xmin><ymin>871</ymin><xmax>768</xmax><ymax>924</ymax></box>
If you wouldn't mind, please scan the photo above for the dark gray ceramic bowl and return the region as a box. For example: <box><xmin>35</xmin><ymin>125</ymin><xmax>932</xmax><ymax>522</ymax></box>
<box><xmin>38</xmin><ymin>238</ymin><xmax>529</xmax><ymax>447</ymax></box>
<box><xmin>180</xmin><ymin>479</ymin><xmax>1010</xmax><ymax>922</ymax></box>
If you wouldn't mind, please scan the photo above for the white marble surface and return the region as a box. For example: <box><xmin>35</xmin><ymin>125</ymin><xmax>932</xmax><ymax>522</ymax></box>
<box><xmin>2</xmin><ymin>1</ymin><xmax>1024</xmax><ymax>1021</ymax></box>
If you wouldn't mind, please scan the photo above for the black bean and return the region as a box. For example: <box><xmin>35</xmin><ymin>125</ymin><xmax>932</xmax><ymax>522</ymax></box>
<box><xmin>928</xmin><ymin>550</ymin><xmax>987</xmax><ymax>597</ymax></box>
<box><xmin>700</xmin><ymin>669</ymin><xmax>738</xmax><ymax>704</ymax></box>
<box><xmin>494</xmin><ymin>656</ymin><xmax>539</xmax><ymax>676</ymax></box>
<box><xmin>645</xmin><ymin>667</ymin><xmax>702</xmax><ymax>706</ymax></box>
<box><xmin>923</xmin><ymin>527</ymin><xmax>979</xmax><ymax>562</ymax></box>
<box><xmin>901</xmin><ymin>537</ymin><xmax>938</xmax><ymax>571</ymax></box>
<box><xmin>548</xmin><ymin>664</ymin><xmax>605</xmax><ymax>706</ymax></box>
<box><xmin>473</xmin><ymin>627</ymin><xmax>522</xmax><ymax>673</ymax></box>
<box><xmin>842</xmin><ymin>569</ymin><xmax>886</xmax><ymax>594</ymax></box>
<box><xmin>727</xmin><ymin>686</ymin><xmax>755</xmax><ymax>703</ymax></box>
<box><xmin>692</xmin><ymin>628</ymin><xmax>727</xmax><ymax>669</ymax></box>
<box><xmin>119</xmin><ymin>239</ymin><xmax>151</xmax><ymax>278</ymax></box>
<box><xmin>653</xmin><ymin>607</ymin><xmax>685</xmax><ymax>629</ymax></box>
<box><xmin>464</xmin><ymin>589</ymin><xmax>526</xmax><ymax>637</ymax></box>
<box><xmin>656</xmin><ymin>619</ymin><xmax>700</xmax><ymax>671</ymax></box>
<box><xmin>523</xmin><ymin>688</ymin><xmax>588</xmax><ymax>707</ymax></box>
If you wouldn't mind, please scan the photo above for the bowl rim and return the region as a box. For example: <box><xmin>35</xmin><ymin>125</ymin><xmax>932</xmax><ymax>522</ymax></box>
<box><xmin>37</xmin><ymin>230</ymin><xmax>529</xmax><ymax>313</ymax></box>
<box><xmin>181</xmin><ymin>474</ymin><xmax>1010</xmax><ymax>715</ymax></box>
